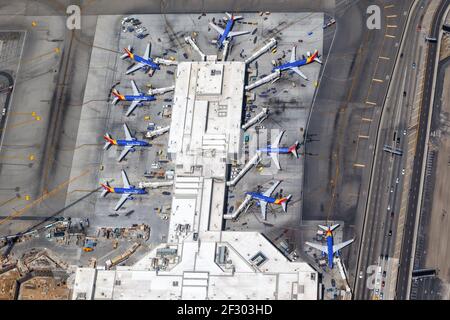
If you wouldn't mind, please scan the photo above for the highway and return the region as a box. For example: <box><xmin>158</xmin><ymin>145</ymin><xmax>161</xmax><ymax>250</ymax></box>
<box><xmin>396</xmin><ymin>0</ymin><xmax>450</xmax><ymax>300</ymax></box>
<box><xmin>354</xmin><ymin>0</ymin><xmax>450</xmax><ymax>300</ymax></box>
<box><xmin>304</xmin><ymin>0</ymin><xmax>412</xmax><ymax>288</ymax></box>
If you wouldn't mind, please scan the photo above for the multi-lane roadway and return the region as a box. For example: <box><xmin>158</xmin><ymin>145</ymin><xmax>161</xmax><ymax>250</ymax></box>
<box><xmin>354</xmin><ymin>0</ymin><xmax>450</xmax><ymax>300</ymax></box>
<box><xmin>396</xmin><ymin>0</ymin><xmax>450</xmax><ymax>300</ymax></box>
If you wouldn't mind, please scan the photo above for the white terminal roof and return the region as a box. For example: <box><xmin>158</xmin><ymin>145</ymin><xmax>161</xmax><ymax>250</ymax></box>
<box><xmin>72</xmin><ymin>60</ymin><xmax>318</xmax><ymax>300</ymax></box>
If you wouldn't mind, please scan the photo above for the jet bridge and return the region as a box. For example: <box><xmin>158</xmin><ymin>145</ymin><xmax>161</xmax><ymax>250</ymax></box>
<box><xmin>227</xmin><ymin>152</ymin><xmax>261</xmax><ymax>187</ymax></box>
<box><xmin>245</xmin><ymin>70</ymin><xmax>281</xmax><ymax>91</ymax></box>
<box><xmin>244</xmin><ymin>38</ymin><xmax>277</xmax><ymax>65</ymax></box>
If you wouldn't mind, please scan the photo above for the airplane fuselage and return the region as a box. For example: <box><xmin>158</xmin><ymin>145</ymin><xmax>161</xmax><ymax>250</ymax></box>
<box><xmin>272</xmin><ymin>52</ymin><xmax>318</xmax><ymax>73</ymax></box>
<box><xmin>112</xmin><ymin>187</ymin><xmax>147</xmax><ymax>195</ymax></box>
<box><xmin>217</xmin><ymin>19</ymin><xmax>235</xmax><ymax>48</ymax></box>
<box><xmin>246</xmin><ymin>192</ymin><xmax>277</xmax><ymax>204</ymax></box>
<box><xmin>115</xmin><ymin>139</ymin><xmax>149</xmax><ymax>147</ymax></box>
<box><xmin>124</xmin><ymin>94</ymin><xmax>156</xmax><ymax>102</ymax></box>
<box><xmin>258</xmin><ymin>147</ymin><xmax>290</xmax><ymax>154</ymax></box>
<box><xmin>273</xmin><ymin>58</ymin><xmax>310</xmax><ymax>72</ymax></box>
<box><xmin>132</xmin><ymin>54</ymin><xmax>160</xmax><ymax>70</ymax></box>
<box><xmin>326</xmin><ymin>234</ymin><xmax>334</xmax><ymax>269</ymax></box>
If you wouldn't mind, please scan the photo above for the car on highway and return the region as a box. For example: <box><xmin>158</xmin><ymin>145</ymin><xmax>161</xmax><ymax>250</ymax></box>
<box><xmin>403</xmin><ymin>129</ymin><xmax>407</xmax><ymax>135</ymax></box>
<box><xmin>388</xmin><ymin>230</ymin><xmax>392</xmax><ymax>236</ymax></box>
<box><xmin>390</xmin><ymin>186</ymin><xmax>394</xmax><ymax>193</ymax></box>
<box><xmin>396</xmin><ymin>177</ymin><xmax>400</xmax><ymax>184</ymax></box>
<box><xmin>387</xmin><ymin>204</ymin><xmax>391</xmax><ymax>211</ymax></box>
<box><xmin>359</xmin><ymin>271</ymin><xmax>364</xmax><ymax>279</ymax></box>
<box><xmin>391</xmin><ymin>211</ymin><xmax>395</xmax><ymax>218</ymax></box>
<box><xmin>412</xmin><ymin>62</ymin><xmax>416</xmax><ymax>69</ymax></box>
<box><xmin>402</xmin><ymin>168</ymin><xmax>406</xmax><ymax>175</ymax></box>
<box><xmin>383</xmin><ymin>271</ymin><xmax>387</xmax><ymax>277</ymax></box>
<box><xmin>382</xmin><ymin>281</ymin><xmax>385</xmax><ymax>288</ymax></box>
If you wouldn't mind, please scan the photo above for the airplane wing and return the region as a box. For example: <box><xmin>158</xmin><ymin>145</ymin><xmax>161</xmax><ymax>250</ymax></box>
<box><xmin>118</xmin><ymin>146</ymin><xmax>132</xmax><ymax>162</ymax></box>
<box><xmin>291</xmin><ymin>67</ymin><xmax>308</xmax><ymax>80</ymax></box>
<box><xmin>272</xmin><ymin>131</ymin><xmax>284</xmax><ymax>148</ymax></box>
<box><xmin>209</xmin><ymin>22</ymin><xmax>225</xmax><ymax>35</ymax></box>
<box><xmin>123</xmin><ymin>123</ymin><xmax>133</xmax><ymax>140</ymax></box>
<box><xmin>290</xmin><ymin>46</ymin><xmax>297</xmax><ymax>63</ymax></box>
<box><xmin>126</xmin><ymin>100</ymin><xmax>140</xmax><ymax>117</ymax></box>
<box><xmin>263</xmin><ymin>180</ymin><xmax>281</xmax><ymax>197</ymax></box>
<box><xmin>228</xmin><ymin>30</ymin><xmax>251</xmax><ymax>38</ymax></box>
<box><xmin>269</xmin><ymin>153</ymin><xmax>281</xmax><ymax>170</ymax></box>
<box><xmin>143</xmin><ymin>43</ymin><xmax>151</xmax><ymax>60</ymax></box>
<box><xmin>259</xmin><ymin>200</ymin><xmax>268</xmax><ymax>220</ymax></box>
<box><xmin>114</xmin><ymin>193</ymin><xmax>130</xmax><ymax>211</ymax></box>
<box><xmin>332</xmin><ymin>239</ymin><xmax>354</xmax><ymax>254</ymax></box>
<box><xmin>121</xmin><ymin>170</ymin><xmax>131</xmax><ymax>188</ymax></box>
<box><xmin>305</xmin><ymin>241</ymin><xmax>328</xmax><ymax>254</ymax></box>
<box><xmin>131</xmin><ymin>80</ymin><xmax>140</xmax><ymax>95</ymax></box>
<box><xmin>126</xmin><ymin>63</ymin><xmax>144</xmax><ymax>75</ymax></box>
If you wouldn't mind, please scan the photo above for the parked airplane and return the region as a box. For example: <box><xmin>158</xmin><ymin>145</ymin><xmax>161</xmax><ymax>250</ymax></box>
<box><xmin>257</xmin><ymin>130</ymin><xmax>299</xmax><ymax>170</ymax></box>
<box><xmin>100</xmin><ymin>170</ymin><xmax>146</xmax><ymax>211</ymax></box>
<box><xmin>305</xmin><ymin>224</ymin><xmax>354</xmax><ymax>269</ymax></box>
<box><xmin>121</xmin><ymin>43</ymin><xmax>159</xmax><ymax>74</ymax></box>
<box><xmin>103</xmin><ymin>123</ymin><xmax>150</xmax><ymax>162</ymax></box>
<box><xmin>112</xmin><ymin>80</ymin><xmax>156</xmax><ymax>116</ymax></box>
<box><xmin>272</xmin><ymin>46</ymin><xmax>322</xmax><ymax>80</ymax></box>
<box><xmin>246</xmin><ymin>181</ymin><xmax>292</xmax><ymax>220</ymax></box>
<box><xmin>209</xmin><ymin>12</ymin><xmax>250</xmax><ymax>49</ymax></box>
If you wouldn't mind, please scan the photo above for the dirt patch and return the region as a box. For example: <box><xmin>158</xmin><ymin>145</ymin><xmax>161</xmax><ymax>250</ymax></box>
<box><xmin>0</xmin><ymin>268</ymin><xmax>20</xmax><ymax>300</ymax></box>
<box><xmin>18</xmin><ymin>276</ymin><xmax>69</xmax><ymax>300</ymax></box>
<box><xmin>425</xmin><ymin>66</ymin><xmax>450</xmax><ymax>282</ymax></box>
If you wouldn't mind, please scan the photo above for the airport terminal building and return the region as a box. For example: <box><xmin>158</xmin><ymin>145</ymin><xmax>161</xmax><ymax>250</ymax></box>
<box><xmin>72</xmin><ymin>56</ymin><xmax>319</xmax><ymax>300</ymax></box>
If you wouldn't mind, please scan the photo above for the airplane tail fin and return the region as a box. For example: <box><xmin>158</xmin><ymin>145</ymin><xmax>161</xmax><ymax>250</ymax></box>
<box><xmin>313</xmin><ymin>50</ymin><xmax>322</xmax><ymax>64</ymax></box>
<box><xmin>100</xmin><ymin>182</ymin><xmax>114</xmax><ymax>197</ymax></box>
<box><xmin>121</xmin><ymin>45</ymin><xmax>133</xmax><ymax>60</ymax></box>
<box><xmin>329</xmin><ymin>224</ymin><xmax>340</xmax><ymax>232</ymax></box>
<box><xmin>103</xmin><ymin>133</ymin><xmax>115</xmax><ymax>149</ymax></box>
<box><xmin>318</xmin><ymin>225</ymin><xmax>329</xmax><ymax>231</ymax></box>
<box><xmin>288</xmin><ymin>141</ymin><xmax>299</xmax><ymax>158</ymax></box>
<box><xmin>281</xmin><ymin>195</ymin><xmax>292</xmax><ymax>212</ymax></box>
<box><xmin>225</xmin><ymin>12</ymin><xmax>242</xmax><ymax>21</ymax></box>
<box><xmin>111</xmin><ymin>89</ymin><xmax>122</xmax><ymax>104</ymax></box>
